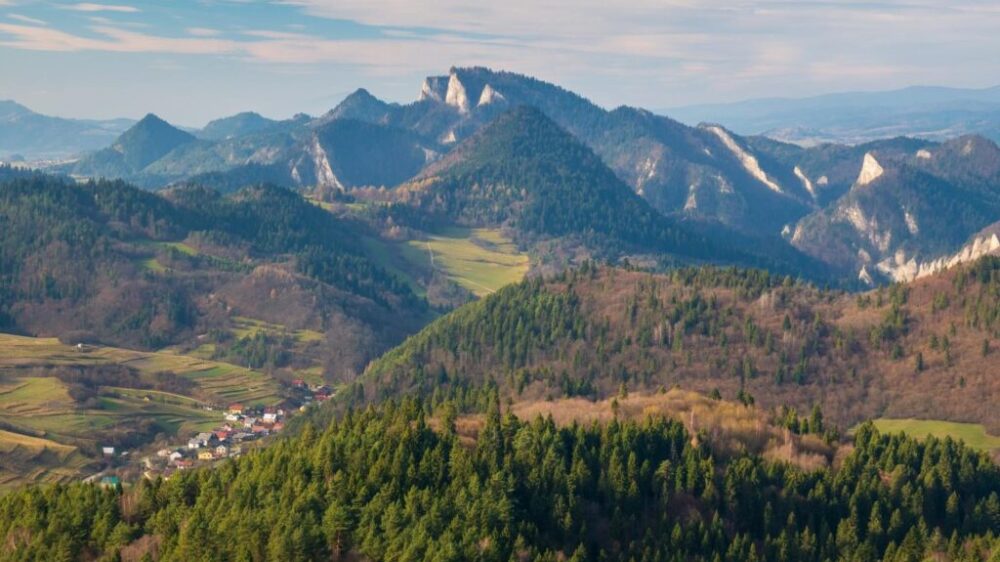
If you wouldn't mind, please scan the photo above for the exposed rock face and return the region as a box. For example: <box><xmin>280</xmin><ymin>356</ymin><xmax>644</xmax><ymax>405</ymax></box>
<box><xmin>876</xmin><ymin>233</ymin><xmax>1000</xmax><ymax>282</ymax></box>
<box><xmin>445</xmin><ymin>73</ymin><xmax>472</xmax><ymax>114</ymax></box>
<box><xmin>420</xmin><ymin>76</ymin><xmax>449</xmax><ymax>103</ymax></box>
<box><xmin>308</xmin><ymin>134</ymin><xmax>342</xmax><ymax>189</ymax></box>
<box><xmin>855</xmin><ymin>153</ymin><xmax>884</xmax><ymax>186</ymax></box>
<box><xmin>704</xmin><ymin>125</ymin><xmax>784</xmax><ymax>194</ymax></box>
<box><xmin>477</xmin><ymin>84</ymin><xmax>505</xmax><ymax>107</ymax></box>
<box><xmin>794</xmin><ymin>166</ymin><xmax>816</xmax><ymax>199</ymax></box>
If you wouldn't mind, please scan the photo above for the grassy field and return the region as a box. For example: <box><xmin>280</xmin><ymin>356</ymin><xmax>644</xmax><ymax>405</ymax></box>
<box><xmin>403</xmin><ymin>227</ymin><xmax>529</xmax><ymax>296</ymax></box>
<box><xmin>0</xmin><ymin>332</ymin><xmax>281</xmax><ymax>487</ymax></box>
<box><xmin>0</xmin><ymin>430</ymin><xmax>96</xmax><ymax>491</ymax></box>
<box><xmin>0</xmin><ymin>333</ymin><xmax>282</xmax><ymax>406</ymax></box>
<box><xmin>871</xmin><ymin>419</ymin><xmax>1000</xmax><ymax>452</ymax></box>
<box><xmin>231</xmin><ymin>316</ymin><xmax>325</xmax><ymax>343</ymax></box>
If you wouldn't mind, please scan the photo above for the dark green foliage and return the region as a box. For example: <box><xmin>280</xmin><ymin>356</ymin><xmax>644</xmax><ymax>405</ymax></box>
<box><xmin>417</xmin><ymin>106</ymin><xmax>725</xmax><ymax>261</ymax></box>
<box><xmin>2</xmin><ymin>401</ymin><xmax>998</xmax><ymax>561</ymax></box>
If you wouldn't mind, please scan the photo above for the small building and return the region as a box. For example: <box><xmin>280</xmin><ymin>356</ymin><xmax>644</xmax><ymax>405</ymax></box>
<box><xmin>99</xmin><ymin>476</ymin><xmax>120</xmax><ymax>488</ymax></box>
<box><xmin>168</xmin><ymin>451</ymin><xmax>184</xmax><ymax>462</ymax></box>
<box><xmin>197</xmin><ymin>450</ymin><xmax>214</xmax><ymax>461</ymax></box>
<box><xmin>215</xmin><ymin>445</ymin><xmax>228</xmax><ymax>457</ymax></box>
<box><xmin>262</xmin><ymin>412</ymin><xmax>278</xmax><ymax>423</ymax></box>
<box><xmin>214</xmin><ymin>430</ymin><xmax>230</xmax><ymax>441</ymax></box>
<box><xmin>156</xmin><ymin>448</ymin><xmax>173</xmax><ymax>458</ymax></box>
<box><xmin>175</xmin><ymin>459</ymin><xmax>194</xmax><ymax>469</ymax></box>
<box><xmin>188</xmin><ymin>432</ymin><xmax>213</xmax><ymax>449</ymax></box>
<box><xmin>224</xmin><ymin>413</ymin><xmax>241</xmax><ymax>422</ymax></box>
<box><xmin>101</xmin><ymin>446</ymin><xmax>115</xmax><ymax>457</ymax></box>
<box><xmin>227</xmin><ymin>403</ymin><xmax>245</xmax><ymax>415</ymax></box>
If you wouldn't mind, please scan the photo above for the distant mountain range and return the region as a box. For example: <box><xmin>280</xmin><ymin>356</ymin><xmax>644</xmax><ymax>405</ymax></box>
<box><xmin>665</xmin><ymin>85</ymin><xmax>1000</xmax><ymax>146</ymax></box>
<box><xmin>0</xmin><ymin>100</ymin><xmax>134</xmax><ymax>161</ymax></box>
<box><xmin>5</xmin><ymin>68</ymin><xmax>999</xmax><ymax>286</ymax></box>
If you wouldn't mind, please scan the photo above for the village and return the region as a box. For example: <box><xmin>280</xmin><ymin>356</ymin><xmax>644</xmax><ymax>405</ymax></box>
<box><xmin>93</xmin><ymin>380</ymin><xmax>333</xmax><ymax>487</ymax></box>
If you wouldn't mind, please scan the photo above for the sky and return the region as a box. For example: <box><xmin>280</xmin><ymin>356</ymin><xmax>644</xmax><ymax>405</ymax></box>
<box><xmin>0</xmin><ymin>1</ymin><xmax>998</xmax><ymax>127</ymax></box>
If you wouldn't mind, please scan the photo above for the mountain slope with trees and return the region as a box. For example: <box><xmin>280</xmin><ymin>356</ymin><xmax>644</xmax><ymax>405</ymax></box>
<box><xmin>1</xmin><ymin>397</ymin><xmax>998</xmax><ymax>561</ymax></box>
<box><xmin>364</xmin><ymin>257</ymin><xmax>1000</xmax><ymax>432</ymax></box>
<box><xmin>0</xmin><ymin>173</ymin><xmax>429</xmax><ymax>378</ymax></box>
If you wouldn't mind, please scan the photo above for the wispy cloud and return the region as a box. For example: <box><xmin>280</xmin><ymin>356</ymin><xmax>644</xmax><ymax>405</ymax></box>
<box><xmin>66</xmin><ymin>3</ymin><xmax>139</xmax><ymax>13</ymax></box>
<box><xmin>0</xmin><ymin>0</ymin><xmax>998</xmax><ymax>115</ymax></box>
<box><xmin>186</xmin><ymin>27</ymin><xmax>220</xmax><ymax>37</ymax></box>
<box><xmin>0</xmin><ymin>23</ymin><xmax>233</xmax><ymax>53</ymax></box>
<box><xmin>7</xmin><ymin>13</ymin><xmax>45</xmax><ymax>25</ymax></box>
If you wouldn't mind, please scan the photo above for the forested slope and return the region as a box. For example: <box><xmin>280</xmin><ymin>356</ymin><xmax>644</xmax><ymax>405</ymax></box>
<box><xmin>0</xmin><ymin>174</ymin><xmax>428</xmax><ymax>377</ymax></box>
<box><xmin>365</xmin><ymin>258</ymin><xmax>1000</xmax><ymax>431</ymax></box>
<box><xmin>1</xmin><ymin>399</ymin><xmax>998</xmax><ymax>561</ymax></box>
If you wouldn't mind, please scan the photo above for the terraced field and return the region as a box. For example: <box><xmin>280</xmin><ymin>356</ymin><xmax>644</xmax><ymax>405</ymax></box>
<box><xmin>0</xmin><ymin>333</ymin><xmax>281</xmax><ymax>406</ymax></box>
<box><xmin>0</xmin><ymin>430</ymin><xmax>96</xmax><ymax>491</ymax></box>
<box><xmin>871</xmin><ymin>418</ymin><xmax>1000</xmax><ymax>452</ymax></box>
<box><xmin>231</xmin><ymin>316</ymin><xmax>325</xmax><ymax>343</ymax></box>
<box><xmin>0</xmin><ymin>332</ymin><xmax>287</xmax><ymax>486</ymax></box>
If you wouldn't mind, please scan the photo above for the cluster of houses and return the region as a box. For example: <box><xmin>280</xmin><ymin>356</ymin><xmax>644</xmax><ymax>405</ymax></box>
<box><xmin>99</xmin><ymin>381</ymin><xmax>333</xmax><ymax>482</ymax></box>
<box><xmin>148</xmin><ymin>403</ymin><xmax>290</xmax><ymax>474</ymax></box>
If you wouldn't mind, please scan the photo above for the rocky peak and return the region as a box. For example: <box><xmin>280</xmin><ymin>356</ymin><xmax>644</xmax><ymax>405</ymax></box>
<box><xmin>420</xmin><ymin>76</ymin><xmax>449</xmax><ymax>103</ymax></box>
<box><xmin>477</xmin><ymin>84</ymin><xmax>505</xmax><ymax>107</ymax></box>
<box><xmin>445</xmin><ymin>72</ymin><xmax>472</xmax><ymax>114</ymax></box>
<box><xmin>855</xmin><ymin>152</ymin><xmax>884</xmax><ymax>186</ymax></box>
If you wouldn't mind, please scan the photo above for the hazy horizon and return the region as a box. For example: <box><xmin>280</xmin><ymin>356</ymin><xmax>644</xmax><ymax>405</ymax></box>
<box><xmin>2</xmin><ymin>1</ymin><xmax>999</xmax><ymax>126</ymax></box>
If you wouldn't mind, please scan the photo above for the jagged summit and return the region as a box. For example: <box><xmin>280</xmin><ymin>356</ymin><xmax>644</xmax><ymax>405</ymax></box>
<box><xmin>855</xmin><ymin>152</ymin><xmax>884</xmax><ymax>186</ymax></box>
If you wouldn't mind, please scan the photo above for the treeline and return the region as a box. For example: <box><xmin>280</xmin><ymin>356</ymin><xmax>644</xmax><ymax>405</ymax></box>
<box><xmin>1</xmin><ymin>399</ymin><xmax>999</xmax><ymax>561</ymax></box>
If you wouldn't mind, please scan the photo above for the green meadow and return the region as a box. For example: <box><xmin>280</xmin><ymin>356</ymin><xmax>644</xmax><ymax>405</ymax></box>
<box><xmin>871</xmin><ymin>418</ymin><xmax>1000</xmax><ymax>452</ymax></box>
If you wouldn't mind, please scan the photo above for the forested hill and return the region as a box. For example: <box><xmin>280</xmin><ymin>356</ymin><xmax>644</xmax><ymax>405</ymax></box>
<box><xmin>390</xmin><ymin>106</ymin><xmax>832</xmax><ymax>279</ymax></box>
<box><xmin>400</xmin><ymin>107</ymin><xmax>723</xmax><ymax>262</ymax></box>
<box><xmin>0</xmin><ymin>174</ymin><xmax>428</xmax><ymax>376</ymax></box>
<box><xmin>1</xmin><ymin>398</ymin><xmax>999</xmax><ymax>561</ymax></box>
<box><xmin>364</xmin><ymin>258</ymin><xmax>1000</xmax><ymax>431</ymax></box>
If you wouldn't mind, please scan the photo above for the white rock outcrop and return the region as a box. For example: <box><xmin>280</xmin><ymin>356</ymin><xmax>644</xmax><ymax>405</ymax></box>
<box><xmin>419</xmin><ymin>76</ymin><xmax>449</xmax><ymax>103</ymax></box>
<box><xmin>794</xmin><ymin>166</ymin><xmax>816</xmax><ymax>198</ymax></box>
<box><xmin>705</xmin><ymin>125</ymin><xmax>783</xmax><ymax>194</ymax></box>
<box><xmin>445</xmin><ymin>73</ymin><xmax>471</xmax><ymax>114</ymax></box>
<box><xmin>904</xmin><ymin>210</ymin><xmax>919</xmax><ymax>235</ymax></box>
<box><xmin>876</xmin><ymin>233</ymin><xmax>1000</xmax><ymax>282</ymax></box>
<box><xmin>308</xmin><ymin>135</ymin><xmax>343</xmax><ymax>189</ymax></box>
<box><xmin>477</xmin><ymin>84</ymin><xmax>504</xmax><ymax>107</ymax></box>
<box><xmin>856</xmin><ymin>153</ymin><xmax>884</xmax><ymax>186</ymax></box>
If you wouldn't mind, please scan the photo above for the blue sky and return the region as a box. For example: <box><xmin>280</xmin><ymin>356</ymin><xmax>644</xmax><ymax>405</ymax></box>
<box><xmin>1</xmin><ymin>1</ymin><xmax>998</xmax><ymax>126</ymax></box>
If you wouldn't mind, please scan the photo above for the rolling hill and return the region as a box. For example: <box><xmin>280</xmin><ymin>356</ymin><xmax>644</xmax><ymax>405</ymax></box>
<box><xmin>0</xmin><ymin>173</ymin><xmax>429</xmax><ymax>380</ymax></box>
<box><xmin>363</xmin><ymin>257</ymin><xmax>1000</xmax><ymax>433</ymax></box>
